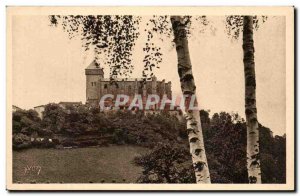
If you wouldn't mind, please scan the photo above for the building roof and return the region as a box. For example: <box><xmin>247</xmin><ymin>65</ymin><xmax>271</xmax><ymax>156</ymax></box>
<box><xmin>100</xmin><ymin>78</ymin><xmax>147</xmax><ymax>82</ymax></box>
<box><xmin>86</xmin><ymin>60</ymin><xmax>101</xmax><ymax>70</ymax></box>
<box><xmin>34</xmin><ymin>105</ymin><xmax>45</xmax><ymax>109</ymax></box>
<box><xmin>85</xmin><ymin>60</ymin><xmax>104</xmax><ymax>75</ymax></box>
<box><xmin>59</xmin><ymin>102</ymin><xmax>82</xmax><ymax>105</ymax></box>
<box><xmin>99</xmin><ymin>76</ymin><xmax>170</xmax><ymax>83</ymax></box>
<box><xmin>12</xmin><ymin>105</ymin><xmax>22</xmax><ymax>110</ymax></box>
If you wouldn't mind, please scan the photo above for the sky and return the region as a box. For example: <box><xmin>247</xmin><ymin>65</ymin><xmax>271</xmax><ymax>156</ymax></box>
<box><xmin>12</xmin><ymin>15</ymin><xmax>286</xmax><ymax>136</ymax></box>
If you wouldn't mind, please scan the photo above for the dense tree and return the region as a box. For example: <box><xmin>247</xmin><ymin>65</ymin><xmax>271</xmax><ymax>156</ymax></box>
<box><xmin>135</xmin><ymin>111</ymin><xmax>286</xmax><ymax>184</ymax></box>
<box><xmin>13</xmin><ymin>109</ymin><xmax>41</xmax><ymax>134</ymax></box>
<box><xmin>134</xmin><ymin>144</ymin><xmax>195</xmax><ymax>183</ymax></box>
<box><xmin>12</xmin><ymin>106</ymin><xmax>286</xmax><ymax>183</ymax></box>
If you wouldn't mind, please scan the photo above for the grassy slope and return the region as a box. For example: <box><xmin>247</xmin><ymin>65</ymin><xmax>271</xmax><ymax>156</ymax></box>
<box><xmin>13</xmin><ymin>146</ymin><xmax>148</xmax><ymax>183</ymax></box>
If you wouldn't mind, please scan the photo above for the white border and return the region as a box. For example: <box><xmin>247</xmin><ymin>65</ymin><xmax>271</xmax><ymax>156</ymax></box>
<box><xmin>1</xmin><ymin>1</ymin><xmax>297</xmax><ymax>194</ymax></box>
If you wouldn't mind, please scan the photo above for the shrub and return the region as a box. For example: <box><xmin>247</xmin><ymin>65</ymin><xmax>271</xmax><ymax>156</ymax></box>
<box><xmin>13</xmin><ymin>109</ymin><xmax>41</xmax><ymax>135</ymax></box>
<box><xmin>134</xmin><ymin>144</ymin><xmax>196</xmax><ymax>183</ymax></box>
<box><xmin>13</xmin><ymin>133</ymin><xmax>31</xmax><ymax>150</ymax></box>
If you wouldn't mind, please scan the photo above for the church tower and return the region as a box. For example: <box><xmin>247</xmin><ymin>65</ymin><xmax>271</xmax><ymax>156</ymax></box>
<box><xmin>85</xmin><ymin>60</ymin><xmax>104</xmax><ymax>106</ymax></box>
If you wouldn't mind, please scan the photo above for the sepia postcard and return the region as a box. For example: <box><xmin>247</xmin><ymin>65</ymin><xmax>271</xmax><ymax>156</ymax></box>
<box><xmin>6</xmin><ymin>6</ymin><xmax>294</xmax><ymax>191</ymax></box>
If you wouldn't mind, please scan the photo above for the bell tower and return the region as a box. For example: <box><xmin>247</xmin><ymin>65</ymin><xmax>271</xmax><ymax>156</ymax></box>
<box><xmin>85</xmin><ymin>60</ymin><xmax>104</xmax><ymax>106</ymax></box>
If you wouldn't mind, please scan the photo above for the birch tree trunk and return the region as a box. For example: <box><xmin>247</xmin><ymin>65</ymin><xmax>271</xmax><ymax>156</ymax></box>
<box><xmin>170</xmin><ymin>16</ymin><xmax>211</xmax><ymax>184</ymax></box>
<box><xmin>243</xmin><ymin>16</ymin><xmax>262</xmax><ymax>184</ymax></box>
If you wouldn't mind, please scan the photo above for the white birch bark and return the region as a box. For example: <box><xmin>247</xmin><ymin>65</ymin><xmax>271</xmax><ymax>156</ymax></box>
<box><xmin>170</xmin><ymin>16</ymin><xmax>211</xmax><ymax>184</ymax></box>
<box><xmin>243</xmin><ymin>16</ymin><xmax>262</xmax><ymax>184</ymax></box>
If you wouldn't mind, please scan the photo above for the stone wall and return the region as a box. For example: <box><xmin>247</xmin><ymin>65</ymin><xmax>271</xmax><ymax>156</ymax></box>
<box><xmin>85</xmin><ymin>62</ymin><xmax>172</xmax><ymax>108</ymax></box>
<box><xmin>99</xmin><ymin>79</ymin><xmax>171</xmax><ymax>98</ymax></box>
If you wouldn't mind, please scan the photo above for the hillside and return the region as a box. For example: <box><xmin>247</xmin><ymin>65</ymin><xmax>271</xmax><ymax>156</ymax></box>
<box><xmin>12</xmin><ymin>104</ymin><xmax>286</xmax><ymax>183</ymax></box>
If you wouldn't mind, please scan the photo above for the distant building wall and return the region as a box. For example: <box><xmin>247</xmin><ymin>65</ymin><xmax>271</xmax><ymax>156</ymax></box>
<box><xmin>85</xmin><ymin>61</ymin><xmax>172</xmax><ymax>109</ymax></box>
<box><xmin>58</xmin><ymin>102</ymin><xmax>82</xmax><ymax>109</ymax></box>
<box><xmin>85</xmin><ymin>60</ymin><xmax>104</xmax><ymax>106</ymax></box>
<box><xmin>34</xmin><ymin>105</ymin><xmax>45</xmax><ymax>119</ymax></box>
<box><xmin>97</xmin><ymin>78</ymin><xmax>172</xmax><ymax>109</ymax></box>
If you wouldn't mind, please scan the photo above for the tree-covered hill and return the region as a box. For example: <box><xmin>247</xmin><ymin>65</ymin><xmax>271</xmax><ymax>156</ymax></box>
<box><xmin>12</xmin><ymin>104</ymin><xmax>286</xmax><ymax>183</ymax></box>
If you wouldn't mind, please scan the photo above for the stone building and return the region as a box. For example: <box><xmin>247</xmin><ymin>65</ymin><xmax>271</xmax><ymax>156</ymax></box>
<box><xmin>33</xmin><ymin>105</ymin><xmax>45</xmax><ymax>119</ymax></box>
<box><xmin>85</xmin><ymin>60</ymin><xmax>172</xmax><ymax>109</ymax></box>
<box><xmin>12</xmin><ymin>105</ymin><xmax>22</xmax><ymax>112</ymax></box>
<box><xmin>58</xmin><ymin>101</ymin><xmax>82</xmax><ymax>109</ymax></box>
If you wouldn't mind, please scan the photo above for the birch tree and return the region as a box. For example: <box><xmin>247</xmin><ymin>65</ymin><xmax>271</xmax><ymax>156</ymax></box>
<box><xmin>225</xmin><ymin>15</ymin><xmax>267</xmax><ymax>184</ymax></box>
<box><xmin>140</xmin><ymin>15</ymin><xmax>212</xmax><ymax>183</ymax></box>
<box><xmin>170</xmin><ymin>16</ymin><xmax>210</xmax><ymax>183</ymax></box>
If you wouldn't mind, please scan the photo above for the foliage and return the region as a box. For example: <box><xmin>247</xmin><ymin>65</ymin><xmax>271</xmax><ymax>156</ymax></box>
<box><xmin>12</xmin><ymin>106</ymin><xmax>286</xmax><ymax>183</ymax></box>
<box><xmin>225</xmin><ymin>15</ymin><xmax>268</xmax><ymax>40</ymax></box>
<box><xmin>50</xmin><ymin>15</ymin><xmax>214</xmax><ymax>81</ymax></box>
<box><xmin>134</xmin><ymin>144</ymin><xmax>195</xmax><ymax>183</ymax></box>
<box><xmin>13</xmin><ymin>109</ymin><xmax>41</xmax><ymax>134</ymax></box>
<box><xmin>12</xmin><ymin>104</ymin><xmax>185</xmax><ymax>148</ymax></box>
<box><xmin>50</xmin><ymin>15</ymin><xmax>141</xmax><ymax>79</ymax></box>
<box><xmin>13</xmin><ymin>133</ymin><xmax>31</xmax><ymax>150</ymax></box>
<box><xmin>42</xmin><ymin>104</ymin><xmax>66</xmax><ymax>134</ymax></box>
<box><xmin>142</xmin><ymin>15</ymin><xmax>211</xmax><ymax>79</ymax></box>
<box><xmin>135</xmin><ymin>110</ymin><xmax>286</xmax><ymax>184</ymax></box>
